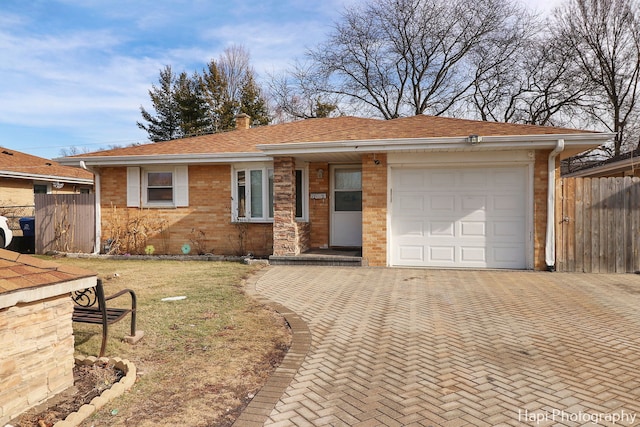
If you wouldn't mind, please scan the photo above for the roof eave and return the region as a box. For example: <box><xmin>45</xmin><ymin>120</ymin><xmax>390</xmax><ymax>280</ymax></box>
<box><xmin>0</xmin><ymin>171</ymin><xmax>94</xmax><ymax>184</ymax></box>
<box><xmin>256</xmin><ymin>133</ymin><xmax>615</xmax><ymax>156</ymax></box>
<box><xmin>56</xmin><ymin>152</ymin><xmax>270</xmax><ymax>167</ymax></box>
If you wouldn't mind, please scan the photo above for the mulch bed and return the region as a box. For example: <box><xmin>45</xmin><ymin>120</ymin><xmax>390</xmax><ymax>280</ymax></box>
<box><xmin>14</xmin><ymin>361</ymin><xmax>124</xmax><ymax>427</ymax></box>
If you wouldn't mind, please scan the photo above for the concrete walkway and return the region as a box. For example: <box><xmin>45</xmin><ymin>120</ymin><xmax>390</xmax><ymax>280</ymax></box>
<box><xmin>235</xmin><ymin>267</ymin><xmax>640</xmax><ymax>426</ymax></box>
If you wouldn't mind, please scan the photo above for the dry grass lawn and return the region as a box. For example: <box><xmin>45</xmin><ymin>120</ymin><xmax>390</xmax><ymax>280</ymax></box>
<box><xmin>49</xmin><ymin>256</ymin><xmax>291</xmax><ymax>427</ymax></box>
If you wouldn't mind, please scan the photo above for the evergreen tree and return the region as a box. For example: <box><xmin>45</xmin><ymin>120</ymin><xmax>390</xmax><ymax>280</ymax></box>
<box><xmin>200</xmin><ymin>60</ymin><xmax>237</xmax><ymax>132</ymax></box>
<box><xmin>139</xmin><ymin>45</ymin><xmax>272</xmax><ymax>141</ymax></box>
<box><xmin>175</xmin><ymin>71</ymin><xmax>211</xmax><ymax>137</ymax></box>
<box><xmin>137</xmin><ymin>65</ymin><xmax>180</xmax><ymax>142</ymax></box>
<box><xmin>239</xmin><ymin>73</ymin><xmax>270</xmax><ymax>126</ymax></box>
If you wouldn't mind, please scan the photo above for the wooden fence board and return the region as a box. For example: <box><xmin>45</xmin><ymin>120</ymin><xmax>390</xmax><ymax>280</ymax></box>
<box><xmin>624</xmin><ymin>177</ymin><xmax>633</xmax><ymax>272</ymax></box>
<box><xmin>583</xmin><ymin>178</ymin><xmax>592</xmax><ymax>273</ymax></box>
<box><xmin>591</xmin><ymin>179</ymin><xmax>601</xmax><ymax>273</ymax></box>
<box><xmin>558</xmin><ymin>177</ymin><xmax>640</xmax><ymax>273</ymax></box>
<box><xmin>574</xmin><ymin>178</ymin><xmax>584</xmax><ymax>272</ymax></box>
<box><xmin>35</xmin><ymin>193</ymin><xmax>95</xmax><ymax>254</ymax></box>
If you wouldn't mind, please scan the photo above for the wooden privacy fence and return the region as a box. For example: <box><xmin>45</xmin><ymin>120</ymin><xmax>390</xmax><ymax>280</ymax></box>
<box><xmin>556</xmin><ymin>177</ymin><xmax>640</xmax><ymax>273</ymax></box>
<box><xmin>35</xmin><ymin>193</ymin><xmax>95</xmax><ymax>254</ymax></box>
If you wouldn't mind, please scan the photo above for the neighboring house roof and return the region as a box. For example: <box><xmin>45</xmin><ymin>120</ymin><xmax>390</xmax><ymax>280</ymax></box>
<box><xmin>0</xmin><ymin>248</ymin><xmax>96</xmax><ymax>308</ymax></box>
<box><xmin>0</xmin><ymin>146</ymin><xmax>93</xmax><ymax>184</ymax></box>
<box><xmin>58</xmin><ymin>115</ymin><xmax>614</xmax><ymax>166</ymax></box>
<box><xmin>563</xmin><ymin>149</ymin><xmax>640</xmax><ymax>177</ymax></box>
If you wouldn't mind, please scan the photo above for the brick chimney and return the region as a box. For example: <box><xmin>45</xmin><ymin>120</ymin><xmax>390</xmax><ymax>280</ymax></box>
<box><xmin>235</xmin><ymin>113</ymin><xmax>251</xmax><ymax>130</ymax></box>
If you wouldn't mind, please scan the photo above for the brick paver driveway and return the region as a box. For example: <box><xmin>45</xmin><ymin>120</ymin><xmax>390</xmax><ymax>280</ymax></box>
<box><xmin>240</xmin><ymin>267</ymin><xmax>640</xmax><ymax>426</ymax></box>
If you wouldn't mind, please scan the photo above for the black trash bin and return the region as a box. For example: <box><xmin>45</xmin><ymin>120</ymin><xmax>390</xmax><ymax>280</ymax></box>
<box><xmin>19</xmin><ymin>217</ymin><xmax>35</xmax><ymax>253</ymax></box>
<box><xmin>19</xmin><ymin>217</ymin><xmax>35</xmax><ymax>237</ymax></box>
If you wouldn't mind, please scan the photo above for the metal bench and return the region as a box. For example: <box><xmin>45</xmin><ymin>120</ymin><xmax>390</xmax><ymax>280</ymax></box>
<box><xmin>72</xmin><ymin>278</ymin><xmax>141</xmax><ymax>357</ymax></box>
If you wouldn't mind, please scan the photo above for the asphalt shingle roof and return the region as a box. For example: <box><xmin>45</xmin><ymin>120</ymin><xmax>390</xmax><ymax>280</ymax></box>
<box><xmin>0</xmin><ymin>147</ymin><xmax>93</xmax><ymax>181</ymax></box>
<box><xmin>0</xmin><ymin>249</ymin><xmax>95</xmax><ymax>295</ymax></box>
<box><xmin>71</xmin><ymin>115</ymin><xmax>596</xmax><ymax>158</ymax></box>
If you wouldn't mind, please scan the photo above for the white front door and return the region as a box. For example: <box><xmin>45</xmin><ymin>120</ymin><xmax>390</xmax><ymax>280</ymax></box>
<box><xmin>330</xmin><ymin>165</ymin><xmax>363</xmax><ymax>247</ymax></box>
<box><xmin>390</xmin><ymin>166</ymin><xmax>528</xmax><ymax>268</ymax></box>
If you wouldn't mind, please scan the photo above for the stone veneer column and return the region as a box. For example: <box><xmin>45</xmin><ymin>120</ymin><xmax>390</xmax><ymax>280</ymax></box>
<box><xmin>273</xmin><ymin>157</ymin><xmax>299</xmax><ymax>255</ymax></box>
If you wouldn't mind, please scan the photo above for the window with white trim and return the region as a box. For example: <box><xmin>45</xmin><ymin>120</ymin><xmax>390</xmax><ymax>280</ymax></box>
<box><xmin>127</xmin><ymin>166</ymin><xmax>189</xmax><ymax>208</ymax></box>
<box><xmin>145</xmin><ymin>171</ymin><xmax>173</xmax><ymax>203</ymax></box>
<box><xmin>232</xmin><ymin>165</ymin><xmax>307</xmax><ymax>222</ymax></box>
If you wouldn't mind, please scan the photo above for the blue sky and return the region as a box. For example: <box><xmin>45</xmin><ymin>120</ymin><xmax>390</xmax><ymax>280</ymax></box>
<box><xmin>0</xmin><ymin>0</ymin><xmax>560</xmax><ymax>160</ymax></box>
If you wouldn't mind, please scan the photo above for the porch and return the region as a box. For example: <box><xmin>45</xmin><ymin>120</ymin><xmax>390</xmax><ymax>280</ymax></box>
<box><xmin>269</xmin><ymin>248</ymin><xmax>363</xmax><ymax>266</ymax></box>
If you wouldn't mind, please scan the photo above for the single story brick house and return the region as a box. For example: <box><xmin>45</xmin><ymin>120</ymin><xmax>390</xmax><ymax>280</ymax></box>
<box><xmin>58</xmin><ymin>114</ymin><xmax>612</xmax><ymax>270</ymax></box>
<box><xmin>0</xmin><ymin>146</ymin><xmax>94</xmax><ymax>205</ymax></box>
<box><xmin>0</xmin><ymin>146</ymin><xmax>94</xmax><ymax>234</ymax></box>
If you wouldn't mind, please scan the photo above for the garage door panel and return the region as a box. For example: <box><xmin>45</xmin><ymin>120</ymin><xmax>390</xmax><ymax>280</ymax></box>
<box><xmin>493</xmin><ymin>246</ymin><xmax>524</xmax><ymax>263</ymax></box>
<box><xmin>399</xmin><ymin>245</ymin><xmax>425</xmax><ymax>262</ymax></box>
<box><xmin>429</xmin><ymin>195</ymin><xmax>455</xmax><ymax>212</ymax></box>
<box><xmin>429</xmin><ymin>246</ymin><xmax>455</xmax><ymax>262</ymax></box>
<box><xmin>430</xmin><ymin>221</ymin><xmax>454</xmax><ymax>236</ymax></box>
<box><xmin>430</xmin><ymin>171</ymin><xmax>457</xmax><ymax>187</ymax></box>
<box><xmin>391</xmin><ymin>166</ymin><xmax>528</xmax><ymax>269</ymax></box>
<box><xmin>397</xmin><ymin>194</ymin><xmax>425</xmax><ymax>212</ymax></box>
<box><xmin>493</xmin><ymin>169</ymin><xmax>524</xmax><ymax>188</ymax></box>
<box><xmin>461</xmin><ymin>170</ymin><xmax>488</xmax><ymax>187</ymax></box>
<box><xmin>492</xmin><ymin>221</ymin><xmax>524</xmax><ymax>239</ymax></box>
<box><xmin>461</xmin><ymin>196</ymin><xmax>487</xmax><ymax>212</ymax></box>
<box><xmin>460</xmin><ymin>221</ymin><xmax>486</xmax><ymax>237</ymax></box>
<box><xmin>461</xmin><ymin>247</ymin><xmax>486</xmax><ymax>262</ymax></box>
<box><xmin>396</xmin><ymin>220</ymin><xmax>425</xmax><ymax>237</ymax></box>
<box><xmin>493</xmin><ymin>194</ymin><xmax>523</xmax><ymax>212</ymax></box>
<box><xmin>396</xmin><ymin>170</ymin><xmax>426</xmax><ymax>188</ymax></box>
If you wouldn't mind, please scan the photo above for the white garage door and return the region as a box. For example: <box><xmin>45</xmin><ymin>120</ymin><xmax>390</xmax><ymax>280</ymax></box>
<box><xmin>391</xmin><ymin>166</ymin><xmax>528</xmax><ymax>269</ymax></box>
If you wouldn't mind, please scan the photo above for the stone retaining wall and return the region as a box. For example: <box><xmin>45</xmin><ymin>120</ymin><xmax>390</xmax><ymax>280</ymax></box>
<box><xmin>0</xmin><ymin>295</ymin><xmax>75</xmax><ymax>425</ymax></box>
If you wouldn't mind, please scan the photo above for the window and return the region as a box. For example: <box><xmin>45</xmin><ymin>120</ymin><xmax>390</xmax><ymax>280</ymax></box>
<box><xmin>34</xmin><ymin>184</ymin><xmax>48</xmax><ymax>194</ymax></box>
<box><xmin>334</xmin><ymin>169</ymin><xmax>362</xmax><ymax>212</ymax></box>
<box><xmin>127</xmin><ymin>166</ymin><xmax>189</xmax><ymax>208</ymax></box>
<box><xmin>233</xmin><ymin>164</ymin><xmax>306</xmax><ymax>221</ymax></box>
<box><xmin>146</xmin><ymin>171</ymin><xmax>173</xmax><ymax>203</ymax></box>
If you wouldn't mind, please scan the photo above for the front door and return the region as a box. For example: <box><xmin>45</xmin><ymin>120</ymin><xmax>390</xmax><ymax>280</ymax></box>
<box><xmin>330</xmin><ymin>165</ymin><xmax>363</xmax><ymax>247</ymax></box>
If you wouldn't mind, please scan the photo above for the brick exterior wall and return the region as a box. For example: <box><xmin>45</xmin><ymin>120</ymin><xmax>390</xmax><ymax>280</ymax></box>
<box><xmin>534</xmin><ymin>150</ymin><xmax>552</xmax><ymax>270</ymax></box>
<box><xmin>308</xmin><ymin>163</ymin><xmax>330</xmax><ymax>248</ymax></box>
<box><xmin>362</xmin><ymin>154</ymin><xmax>388</xmax><ymax>267</ymax></box>
<box><xmin>0</xmin><ymin>296</ymin><xmax>75</xmax><ymax>425</ymax></box>
<box><xmin>98</xmin><ymin>165</ymin><xmax>272</xmax><ymax>257</ymax></box>
<box><xmin>0</xmin><ymin>178</ymin><xmax>34</xmax><ymax>207</ymax></box>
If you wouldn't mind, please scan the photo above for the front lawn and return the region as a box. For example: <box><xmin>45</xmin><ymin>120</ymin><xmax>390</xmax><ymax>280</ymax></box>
<box><xmin>51</xmin><ymin>257</ymin><xmax>290</xmax><ymax>427</ymax></box>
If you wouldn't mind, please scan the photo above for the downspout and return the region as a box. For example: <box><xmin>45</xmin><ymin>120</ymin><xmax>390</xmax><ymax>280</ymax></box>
<box><xmin>545</xmin><ymin>139</ymin><xmax>564</xmax><ymax>271</ymax></box>
<box><xmin>80</xmin><ymin>161</ymin><xmax>101</xmax><ymax>255</ymax></box>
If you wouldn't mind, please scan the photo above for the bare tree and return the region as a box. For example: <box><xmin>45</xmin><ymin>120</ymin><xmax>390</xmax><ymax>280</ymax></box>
<box><xmin>201</xmin><ymin>44</ymin><xmax>271</xmax><ymax>130</ymax></box>
<box><xmin>307</xmin><ymin>0</ymin><xmax>533</xmax><ymax>119</ymax></box>
<box><xmin>219</xmin><ymin>45</ymin><xmax>252</xmax><ymax>105</ymax></box>
<box><xmin>553</xmin><ymin>0</ymin><xmax>640</xmax><ymax>156</ymax></box>
<box><xmin>268</xmin><ymin>62</ymin><xmax>342</xmax><ymax>121</ymax></box>
<box><xmin>470</xmin><ymin>31</ymin><xmax>594</xmax><ymax>126</ymax></box>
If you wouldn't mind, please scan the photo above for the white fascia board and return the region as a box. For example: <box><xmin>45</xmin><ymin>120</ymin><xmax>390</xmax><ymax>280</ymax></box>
<box><xmin>0</xmin><ymin>276</ymin><xmax>97</xmax><ymax>309</ymax></box>
<box><xmin>256</xmin><ymin>133</ymin><xmax>615</xmax><ymax>155</ymax></box>
<box><xmin>56</xmin><ymin>152</ymin><xmax>270</xmax><ymax>167</ymax></box>
<box><xmin>0</xmin><ymin>171</ymin><xmax>94</xmax><ymax>184</ymax></box>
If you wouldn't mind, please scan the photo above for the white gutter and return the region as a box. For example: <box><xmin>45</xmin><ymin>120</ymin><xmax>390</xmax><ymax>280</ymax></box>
<box><xmin>80</xmin><ymin>161</ymin><xmax>101</xmax><ymax>255</ymax></box>
<box><xmin>257</xmin><ymin>133</ymin><xmax>614</xmax><ymax>156</ymax></box>
<box><xmin>56</xmin><ymin>152</ymin><xmax>268</xmax><ymax>167</ymax></box>
<box><xmin>546</xmin><ymin>139</ymin><xmax>565</xmax><ymax>271</ymax></box>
